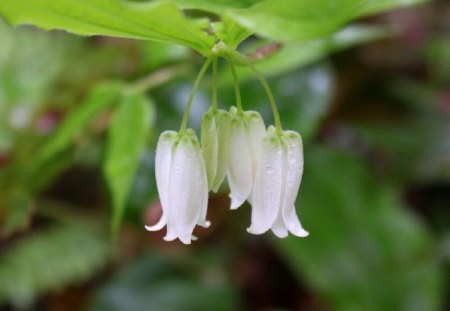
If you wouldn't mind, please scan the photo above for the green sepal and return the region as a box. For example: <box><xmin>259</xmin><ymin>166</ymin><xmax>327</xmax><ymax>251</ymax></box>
<box><xmin>211</xmin><ymin>110</ymin><xmax>231</xmax><ymax>192</ymax></box>
<box><xmin>201</xmin><ymin>108</ymin><xmax>232</xmax><ymax>192</ymax></box>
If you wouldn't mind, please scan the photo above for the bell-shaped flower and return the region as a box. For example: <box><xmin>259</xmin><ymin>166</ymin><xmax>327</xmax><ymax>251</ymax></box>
<box><xmin>227</xmin><ymin>106</ymin><xmax>265</xmax><ymax>209</ymax></box>
<box><xmin>248</xmin><ymin>126</ymin><xmax>309</xmax><ymax>238</ymax></box>
<box><xmin>201</xmin><ymin>108</ymin><xmax>231</xmax><ymax>192</ymax></box>
<box><xmin>145</xmin><ymin>129</ymin><xmax>210</xmax><ymax>244</ymax></box>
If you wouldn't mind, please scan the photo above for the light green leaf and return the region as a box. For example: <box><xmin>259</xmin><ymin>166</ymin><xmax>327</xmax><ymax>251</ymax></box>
<box><xmin>219</xmin><ymin>25</ymin><xmax>389</xmax><ymax>84</ymax></box>
<box><xmin>228</xmin><ymin>0</ymin><xmax>357</xmax><ymax>41</ymax></box>
<box><xmin>0</xmin><ymin>0</ymin><xmax>214</xmax><ymax>55</ymax></box>
<box><xmin>274</xmin><ymin>146</ymin><xmax>444</xmax><ymax>311</ymax></box>
<box><xmin>252</xmin><ymin>25</ymin><xmax>389</xmax><ymax>77</ymax></box>
<box><xmin>30</xmin><ymin>82</ymin><xmax>122</xmax><ymax>172</ymax></box>
<box><xmin>357</xmin><ymin>0</ymin><xmax>429</xmax><ymax>17</ymax></box>
<box><xmin>104</xmin><ymin>93</ymin><xmax>153</xmax><ymax>235</ymax></box>
<box><xmin>174</xmin><ymin>0</ymin><xmax>261</xmax><ymax>14</ymax></box>
<box><xmin>212</xmin><ymin>17</ymin><xmax>253</xmax><ymax>49</ymax></box>
<box><xmin>177</xmin><ymin>0</ymin><xmax>429</xmax><ymax>42</ymax></box>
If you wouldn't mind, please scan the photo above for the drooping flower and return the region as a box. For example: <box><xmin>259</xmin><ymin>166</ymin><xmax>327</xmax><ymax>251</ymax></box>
<box><xmin>248</xmin><ymin>126</ymin><xmax>308</xmax><ymax>238</ymax></box>
<box><xmin>145</xmin><ymin>129</ymin><xmax>210</xmax><ymax>244</ymax></box>
<box><xmin>227</xmin><ymin>106</ymin><xmax>266</xmax><ymax>209</ymax></box>
<box><xmin>201</xmin><ymin>108</ymin><xmax>231</xmax><ymax>192</ymax></box>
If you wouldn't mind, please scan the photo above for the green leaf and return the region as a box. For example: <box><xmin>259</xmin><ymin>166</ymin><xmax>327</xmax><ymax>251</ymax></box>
<box><xmin>274</xmin><ymin>146</ymin><xmax>444</xmax><ymax>311</ymax></box>
<box><xmin>104</xmin><ymin>93</ymin><xmax>153</xmax><ymax>235</ymax></box>
<box><xmin>89</xmin><ymin>251</ymin><xmax>239</xmax><ymax>311</ymax></box>
<box><xmin>357</xmin><ymin>0</ymin><xmax>429</xmax><ymax>17</ymax></box>
<box><xmin>177</xmin><ymin>0</ymin><xmax>428</xmax><ymax>42</ymax></box>
<box><xmin>174</xmin><ymin>0</ymin><xmax>261</xmax><ymax>14</ymax></box>
<box><xmin>0</xmin><ymin>0</ymin><xmax>214</xmax><ymax>55</ymax></box>
<box><xmin>212</xmin><ymin>17</ymin><xmax>253</xmax><ymax>49</ymax></box>
<box><xmin>252</xmin><ymin>25</ymin><xmax>389</xmax><ymax>77</ymax></box>
<box><xmin>0</xmin><ymin>222</ymin><xmax>112</xmax><ymax>308</ymax></box>
<box><xmin>228</xmin><ymin>0</ymin><xmax>358</xmax><ymax>41</ymax></box>
<box><xmin>30</xmin><ymin>82</ymin><xmax>122</xmax><ymax>172</ymax></box>
<box><xmin>219</xmin><ymin>25</ymin><xmax>389</xmax><ymax>85</ymax></box>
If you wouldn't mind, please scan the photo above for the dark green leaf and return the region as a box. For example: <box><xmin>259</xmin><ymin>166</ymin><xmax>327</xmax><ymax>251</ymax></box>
<box><xmin>274</xmin><ymin>146</ymin><xmax>444</xmax><ymax>311</ymax></box>
<box><xmin>104</xmin><ymin>93</ymin><xmax>153</xmax><ymax>235</ymax></box>
<box><xmin>89</xmin><ymin>252</ymin><xmax>239</xmax><ymax>311</ymax></box>
<box><xmin>0</xmin><ymin>223</ymin><xmax>112</xmax><ymax>308</ymax></box>
<box><xmin>0</xmin><ymin>0</ymin><xmax>214</xmax><ymax>55</ymax></box>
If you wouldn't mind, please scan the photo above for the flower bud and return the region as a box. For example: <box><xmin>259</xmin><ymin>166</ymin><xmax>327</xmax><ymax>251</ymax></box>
<box><xmin>227</xmin><ymin>106</ymin><xmax>265</xmax><ymax>209</ymax></box>
<box><xmin>201</xmin><ymin>108</ymin><xmax>231</xmax><ymax>192</ymax></box>
<box><xmin>248</xmin><ymin>126</ymin><xmax>308</xmax><ymax>238</ymax></box>
<box><xmin>145</xmin><ymin>129</ymin><xmax>210</xmax><ymax>244</ymax></box>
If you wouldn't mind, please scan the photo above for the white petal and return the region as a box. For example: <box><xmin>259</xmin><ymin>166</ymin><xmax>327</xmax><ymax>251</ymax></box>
<box><xmin>271</xmin><ymin>209</ymin><xmax>288</xmax><ymax>238</ymax></box>
<box><xmin>248</xmin><ymin>128</ymin><xmax>283</xmax><ymax>234</ymax></box>
<box><xmin>211</xmin><ymin>110</ymin><xmax>231</xmax><ymax>192</ymax></box>
<box><xmin>164</xmin><ymin>227</ymin><xmax>178</xmax><ymax>241</ymax></box>
<box><xmin>167</xmin><ymin>134</ymin><xmax>200</xmax><ymax>243</ymax></box>
<box><xmin>244</xmin><ymin>111</ymin><xmax>266</xmax><ymax>180</ymax></box>
<box><xmin>144</xmin><ymin>214</ymin><xmax>167</xmax><ymax>231</ymax></box>
<box><xmin>154</xmin><ymin>131</ymin><xmax>177</xmax><ymax>225</ymax></box>
<box><xmin>227</xmin><ymin>118</ymin><xmax>253</xmax><ymax>209</ymax></box>
<box><xmin>189</xmin><ymin>130</ymin><xmax>210</xmax><ymax>228</ymax></box>
<box><xmin>281</xmin><ymin>131</ymin><xmax>308</xmax><ymax>237</ymax></box>
<box><xmin>201</xmin><ymin>109</ymin><xmax>218</xmax><ymax>191</ymax></box>
<box><xmin>283</xmin><ymin>206</ymin><xmax>309</xmax><ymax>237</ymax></box>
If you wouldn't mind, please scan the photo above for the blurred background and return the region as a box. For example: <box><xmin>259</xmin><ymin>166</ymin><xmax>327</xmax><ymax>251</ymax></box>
<box><xmin>0</xmin><ymin>0</ymin><xmax>449</xmax><ymax>310</ymax></box>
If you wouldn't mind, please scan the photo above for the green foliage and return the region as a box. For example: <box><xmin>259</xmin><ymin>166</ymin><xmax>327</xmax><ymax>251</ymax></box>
<box><xmin>89</xmin><ymin>252</ymin><xmax>240</xmax><ymax>311</ymax></box>
<box><xmin>0</xmin><ymin>0</ymin><xmax>214</xmax><ymax>55</ymax></box>
<box><xmin>219</xmin><ymin>25</ymin><xmax>390</xmax><ymax>85</ymax></box>
<box><xmin>0</xmin><ymin>221</ymin><xmax>113</xmax><ymax>309</ymax></box>
<box><xmin>274</xmin><ymin>146</ymin><xmax>444</xmax><ymax>311</ymax></box>
<box><xmin>0</xmin><ymin>0</ymin><xmax>428</xmax><ymax>55</ymax></box>
<box><xmin>104</xmin><ymin>93</ymin><xmax>154</xmax><ymax>235</ymax></box>
<box><xmin>30</xmin><ymin>83</ymin><xmax>123</xmax><ymax>174</ymax></box>
<box><xmin>176</xmin><ymin>0</ymin><xmax>428</xmax><ymax>41</ymax></box>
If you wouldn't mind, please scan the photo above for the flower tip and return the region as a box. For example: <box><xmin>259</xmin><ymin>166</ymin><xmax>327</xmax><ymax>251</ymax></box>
<box><xmin>293</xmin><ymin>228</ymin><xmax>309</xmax><ymax>238</ymax></box>
<box><xmin>179</xmin><ymin>235</ymin><xmax>192</xmax><ymax>245</ymax></box>
<box><xmin>246</xmin><ymin>226</ymin><xmax>266</xmax><ymax>235</ymax></box>
<box><xmin>229</xmin><ymin>195</ymin><xmax>243</xmax><ymax>210</ymax></box>
<box><xmin>144</xmin><ymin>216</ymin><xmax>166</xmax><ymax>232</ymax></box>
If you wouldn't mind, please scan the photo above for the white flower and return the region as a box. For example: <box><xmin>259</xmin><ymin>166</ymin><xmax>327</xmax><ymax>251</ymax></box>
<box><xmin>227</xmin><ymin>107</ymin><xmax>266</xmax><ymax>209</ymax></box>
<box><xmin>248</xmin><ymin>126</ymin><xmax>309</xmax><ymax>238</ymax></box>
<box><xmin>201</xmin><ymin>108</ymin><xmax>231</xmax><ymax>192</ymax></box>
<box><xmin>145</xmin><ymin>129</ymin><xmax>210</xmax><ymax>244</ymax></box>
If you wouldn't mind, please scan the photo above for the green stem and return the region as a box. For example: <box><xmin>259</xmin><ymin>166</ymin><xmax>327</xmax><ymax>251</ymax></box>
<box><xmin>227</xmin><ymin>57</ymin><xmax>243</xmax><ymax>112</ymax></box>
<box><xmin>248</xmin><ymin>64</ymin><xmax>282</xmax><ymax>132</ymax></box>
<box><xmin>218</xmin><ymin>43</ymin><xmax>282</xmax><ymax>131</ymax></box>
<box><xmin>180</xmin><ymin>57</ymin><xmax>213</xmax><ymax>132</ymax></box>
<box><xmin>212</xmin><ymin>57</ymin><xmax>218</xmax><ymax>111</ymax></box>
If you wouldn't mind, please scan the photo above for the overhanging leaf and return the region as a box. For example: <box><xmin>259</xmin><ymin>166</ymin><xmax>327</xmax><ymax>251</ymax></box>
<box><xmin>0</xmin><ymin>0</ymin><xmax>214</xmax><ymax>55</ymax></box>
<box><xmin>218</xmin><ymin>25</ymin><xmax>390</xmax><ymax>85</ymax></box>
<box><xmin>177</xmin><ymin>0</ymin><xmax>429</xmax><ymax>42</ymax></box>
<box><xmin>104</xmin><ymin>93</ymin><xmax>154</xmax><ymax>235</ymax></box>
<box><xmin>174</xmin><ymin>0</ymin><xmax>262</xmax><ymax>14</ymax></box>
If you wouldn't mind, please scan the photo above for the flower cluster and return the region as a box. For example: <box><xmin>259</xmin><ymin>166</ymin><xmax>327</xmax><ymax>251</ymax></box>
<box><xmin>145</xmin><ymin>48</ymin><xmax>308</xmax><ymax>244</ymax></box>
